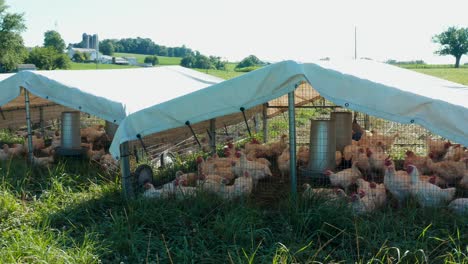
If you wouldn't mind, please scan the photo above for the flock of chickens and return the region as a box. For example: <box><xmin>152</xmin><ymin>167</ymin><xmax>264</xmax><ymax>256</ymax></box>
<box><xmin>305</xmin><ymin>130</ymin><xmax>468</xmax><ymax>215</ymax></box>
<box><xmin>0</xmin><ymin>124</ymin><xmax>118</xmax><ymax>171</ymax></box>
<box><xmin>143</xmin><ymin>135</ymin><xmax>289</xmax><ymax>200</ymax></box>
<box><xmin>144</xmin><ymin>129</ymin><xmax>468</xmax><ymax>215</ymax></box>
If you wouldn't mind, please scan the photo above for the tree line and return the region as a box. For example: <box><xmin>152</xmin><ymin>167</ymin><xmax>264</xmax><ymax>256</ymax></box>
<box><xmin>1</xmin><ymin>0</ymin><xmax>467</xmax><ymax>73</ymax></box>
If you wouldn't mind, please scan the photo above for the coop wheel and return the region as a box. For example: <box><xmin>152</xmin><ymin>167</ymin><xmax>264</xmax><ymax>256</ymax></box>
<box><xmin>134</xmin><ymin>164</ymin><xmax>154</xmax><ymax>188</ymax></box>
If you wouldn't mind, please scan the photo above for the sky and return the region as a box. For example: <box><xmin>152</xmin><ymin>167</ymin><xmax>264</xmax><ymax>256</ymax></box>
<box><xmin>6</xmin><ymin>0</ymin><xmax>468</xmax><ymax>64</ymax></box>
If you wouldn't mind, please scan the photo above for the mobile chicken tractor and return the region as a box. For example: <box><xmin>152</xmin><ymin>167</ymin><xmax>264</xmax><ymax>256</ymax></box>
<box><xmin>109</xmin><ymin>60</ymin><xmax>468</xmax><ymax>214</ymax></box>
<box><xmin>0</xmin><ymin>66</ymin><xmax>221</xmax><ymax>174</ymax></box>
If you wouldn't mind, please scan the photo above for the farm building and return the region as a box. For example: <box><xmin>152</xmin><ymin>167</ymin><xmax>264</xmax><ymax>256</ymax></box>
<box><xmin>107</xmin><ymin>60</ymin><xmax>467</xmax><ymax>210</ymax></box>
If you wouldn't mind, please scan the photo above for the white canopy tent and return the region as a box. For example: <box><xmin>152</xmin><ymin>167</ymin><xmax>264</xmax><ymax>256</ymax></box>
<box><xmin>109</xmin><ymin>59</ymin><xmax>468</xmax><ymax>159</ymax></box>
<box><xmin>0</xmin><ymin>66</ymin><xmax>223</xmax><ymax>126</ymax></box>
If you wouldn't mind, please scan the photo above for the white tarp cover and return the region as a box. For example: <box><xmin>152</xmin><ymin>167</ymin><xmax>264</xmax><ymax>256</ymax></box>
<box><xmin>0</xmin><ymin>66</ymin><xmax>223</xmax><ymax>124</ymax></box>
<box><xmin>109</xmin><ymin>59</ymin><xmax>468</xmax><ymax>158</ymax></box>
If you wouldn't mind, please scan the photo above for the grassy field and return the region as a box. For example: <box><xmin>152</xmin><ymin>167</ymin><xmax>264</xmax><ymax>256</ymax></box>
<box><xmin>114</xmin><ymin>52</ymin><xmax>182</xmax><ymax>65</ymax></box>
<box><xmin>0</xmin><ymin>156</ymin><xmax>466</xmax><ymax>263</ymax></box>
<box><xmin>70</xmin><ymin>62</ymin><xmax>138</xmax><ymax>70</ymax></box>
<box><xmin>411</xmin><ymin>68</ymin><xmax>468</xmax><ymax>85</ymax></box>
<box><xmin>195</xmin><ymin>63</ymin><xmax>245</xmax><ymax>79</ymax></box>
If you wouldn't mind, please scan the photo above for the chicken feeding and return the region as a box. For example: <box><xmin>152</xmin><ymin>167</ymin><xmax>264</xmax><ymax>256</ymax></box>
<box><xmin>175</xmin><ymin>171</ymin><xmax>200</xmax><ymax>187</ymax></box>
<box><xmin>356</xmin><ymin>178</ymin><xmax>387</xmax><ymax>209</ymax></box>
<box><xmin>350</xmin><ymin>190</ymin><xmax>376</xmax><ymax>214</ymax></box>
<box><xmin>383</xmin><ymin>158</ymin><xmax>412</xmax><ymax>208</ymax></box>
<box><xmin>32</xmin><ymin>155</ymin><xmax>54</xmax><ymax>167</ymax></box>
<box><xmin>426</xmin><ymin>138</ymin><xmax>451</xmax><ymax>161</ymax></box>
<box><xmin>407</xmin><ymin>165</ymin><xmax>456</xmax><ymax>207</ymax></box>
<box><xmin>23</xmin><ymin>133</ymin><xmax>45</xmax><ymax>153</ymax></box>
<box><xmin>143</xmin><ymin>180</ymin><xmax>197</xmax><ymax>200</ymax></box>
<box><xmin>323</xmin><ymin>162</ymin><xmax>362</xmax><ymax>191</ymax></box>
<box><xmin>366</xmin><ymin>147</ymin><xmax>388</xmax><ymax>173</ymax></box>
<box><xmin>232</xmin><ymin>152</ymin><xmax>272</xmax><ymax>187</ymax></box>
<box><xmin>426</xmin><ymin>158</ymin><xmax>465</xmax><ymax>185</ymax></box>
<box><xmin>3</xmin><ymin>143</ymin><xmax>25</xmax><ymax>158</ymax></box>
<box><xmin>198</xmin><ymin>155</ymin><xmax>236</xmax><ymax>182</ymax></box>
<box><xmin>368</xmin><ymin>130</ymin><xmax>398</xmax><ymax>151</ymax></box>
<box><xmin>87</xmin><ymin>144</ymin><xmax>106</xmax><ymax>161</ymax></box>
<box><xmin>219</xmin><ymin>171</ymin><xmax>253</xmax><ymax>199</ymax></box>
<box><xmin>81</xmin><ymin>125</ymin><xmax>106</xmax><ymax>143</ymax></box>
<box><xmin>404</xmin><ymin>150</ymin><xmax>431</xmax><ymax>175</ymax></box>
<box><xmin>443</xmin><ymin>144</ymin><xmax>465</xmax><ymax>162</ymax></box>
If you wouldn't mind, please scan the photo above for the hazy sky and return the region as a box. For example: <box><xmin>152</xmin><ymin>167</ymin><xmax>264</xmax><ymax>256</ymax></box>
<box><xmin>6</xmin><ymin>0</ymin><xmax>468</xmax><ymax>64</ymax></box>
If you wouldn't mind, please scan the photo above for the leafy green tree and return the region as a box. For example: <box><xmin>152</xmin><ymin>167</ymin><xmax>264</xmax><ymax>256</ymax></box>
<box><xmin>0</xmin><ymin>0</ymin><xmax>28</xmax><ymax>72</ymax></box>
<box><xmin>194</xmin><ymin>54</ymin><xmax>212</xmax><ymax>69</ymax></box>
<box><xmin>83</xmin><ymin>52</ymin><xmax>91</xmax><ymax>61</ymax></box>
<box><xmin>235</xmin><ymin>55</ymin><xmax>263</xmax><ymax>69</ymax></box>
<box><xmin>26</xmin><ymin>47</ymin><xmax>70</xmax><ymax>70</ymax></box>
<box><xmin>54</xmin><ymin>53</ymin><xmax>71</xmax><ymax>69</ymax></box>
<box><xmin>72</xmin><ymin>51</ymin><xmax>85</xmax><ymax>62</ymax></box>
<box><xmin>44</xmin><ymin>30</ymin><xmax>66</xmax><ymax>53</ymax></box>
<box><xmin>144</xmin><ymin>55</ymin><xmax>159</xmax><ymax>66</ymax></box>
<box><xmin>180</xmin><ymin>55</ymin><xmax>196</xmax><ymax>68</ymax></box>
<box><xmin>99</xmin><ymin>39</ymin><xmax>115</xmax><ymax>56</ymax></box>
<box><xmin>209</xmin><ymin>56</ymin><xmax>227</xmax><ymax>70</ymax></box>
<box><xmin>433</xmin><ymin>27</ymin><xmax>468</xmax><ymax>68</ymax></box>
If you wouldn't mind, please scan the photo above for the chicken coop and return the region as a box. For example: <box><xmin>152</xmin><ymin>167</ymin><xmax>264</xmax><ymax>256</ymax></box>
<box><xmin>0</xmin><ymin>66</ymin><xmax>222</xmax><ymax>175</ymax></box>
<box><xmin>110</xmin><ymin>60</ymin><xmax>467</xmax><ymax>213</ymax></box>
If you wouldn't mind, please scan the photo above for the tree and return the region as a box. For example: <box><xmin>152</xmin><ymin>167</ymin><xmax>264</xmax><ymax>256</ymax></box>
<box><xmin>100</xmin><ymin>39</ymin><xmax>115</xmax><ymax>56</ymax></box>
<box><xmin>26</xmin><ymin>47</ymin><xmax>70</xmax><ymax>70</ymax></box>
<box><xmin>72</xmin><ymin>51</ymin><xmax>85</xmax><ymax>62</ymax></box>
<box><xmin>144</xmin><ymin>55</ymin><xmax>159</xmax><ymax>66</ymax></box>
<box><xmin>194</xmin><ymin>54</ymin><xmax>212</xmax><ymax>69</ymax></box>
<box><xmin>235</xmin><ymin>55</ymin><xmax>263</xmax><ymax>69</ymax></box>
<box><xmin>0</xmin><ymin>0</ymin><xmax>28</xmax><ymax>72</ymax></box>
<box><xmin>44</xmin><ymin>30</ymin><xmax>66</xmax><ymax>53</ymax></box>
<box><xmin>180</xmin><ymin>55</ymin><xmax>196</xmax><ymax>68</ymax></box>
<box><xmin>433</xmin><ymin>27</ymin><xmax>468</xmax><ymax>68</ymax></box>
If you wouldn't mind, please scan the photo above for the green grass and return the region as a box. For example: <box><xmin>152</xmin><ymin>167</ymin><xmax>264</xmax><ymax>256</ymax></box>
<box><xmin>1</xmin><ymin>155</ymin><xmax>467</xmax><ymax>263</ymax></box>
<box><xmin>411</xmin><ymin>68</ymin><xmax>468</xmax><ymax>85</ymax></box>
<box><xmin>69</xmin><ymin>62</ymin><xmax>138</xmax><ymax>70</ymax></box>
<box><xmin>114</xmin><ymin>52</ymin><xmax>182</xmax><ymax>65</ymax></box>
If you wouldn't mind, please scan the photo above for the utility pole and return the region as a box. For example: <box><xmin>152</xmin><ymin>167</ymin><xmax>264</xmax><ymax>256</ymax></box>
<box><xmin>354</xmin><ymin>26</ymin><xmax>357</xmax><ymax>60</ymax></box>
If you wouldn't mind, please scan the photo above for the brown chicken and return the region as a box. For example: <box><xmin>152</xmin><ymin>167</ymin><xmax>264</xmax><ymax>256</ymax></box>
<box><xmin>404</xmin><ymin>150</ymin><xmax>431</xmax><ymax>175</ymax></box>
<box><xmin>426</xmin><ymin>138</ymin><xmax>451</xmax><ymax>161</ymax></box>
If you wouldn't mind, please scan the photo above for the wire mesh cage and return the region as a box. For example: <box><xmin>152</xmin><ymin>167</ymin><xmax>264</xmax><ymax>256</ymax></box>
<box><xmin>0</xmin><ymin>92</ymin><xmax>119</xmax><ymax>175</ymax></box>
<box><xmin>135</xmin><ymin>81</ymin><xmax>467</xmax><ymax>215</ymax></box>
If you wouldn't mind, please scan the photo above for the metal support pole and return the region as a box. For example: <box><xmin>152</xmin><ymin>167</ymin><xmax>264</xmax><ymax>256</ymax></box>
<box><xmin>39</xmin><ymin>107</ymin><xmax>45</xmax><ymax>139</ymax></box>
<box><xmin>136</xmin><ymin>134</ymin><xmax>149</xmax><ymax>156</ymax></box>
<box><xmin>209</xmin><ymin>119</ymin><xmax>216</xmax><ymax>154</ymax></box>
<box><xmin>24</xmin><ymin>89</ymin><xmax>34</xmax><ymax>163</ymax></box>
<box><xmin>185</xmin><ymin>121</ymin><xmax>202</xmax><ymax>148</ymax></box>
<box><xmin>262</xmin><ymin>103</ymin><xmax>268</xmax><ymax>143</ymax></box>
<box><xmin>240</xmin><ymin>107</ymin><xmax>252</xmax><ymax>137</ymax></box>
<box><xmin>120</xmin><ymin>142</ymin><xmax>134</xmax><ymax>200</ymax></box>
<box><xmin>288</xmin><ymin>91</ymin><xmax>297</xmax><ymax>197</ymax></box>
